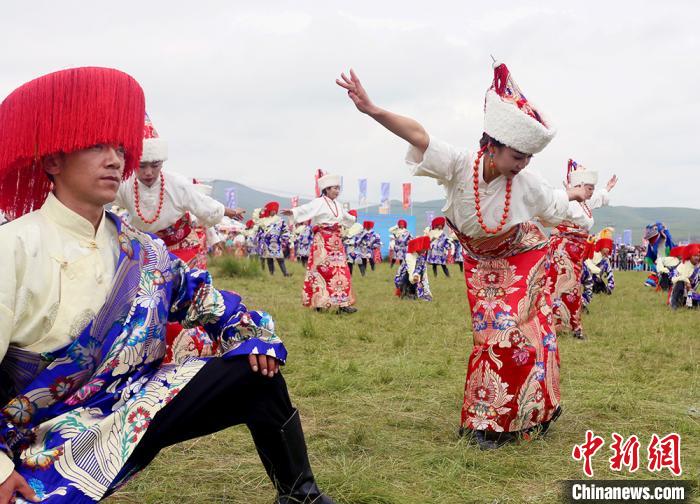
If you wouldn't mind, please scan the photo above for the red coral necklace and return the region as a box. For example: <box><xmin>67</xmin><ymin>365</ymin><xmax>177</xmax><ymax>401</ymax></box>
<box><xmin>473</xmin><ymin>145</ymin><xmax>512</xmax><ymax>234</ymax></box>
<box><xmin>134</xmin><ymin>172</ymin><xmax>165</xmax><ymax>224</ymax></box>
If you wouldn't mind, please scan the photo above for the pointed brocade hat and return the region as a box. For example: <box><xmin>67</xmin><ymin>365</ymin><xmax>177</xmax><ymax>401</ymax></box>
<box><xmin>483</xmin><ymin>61</ymin><xmax>555</xmax><ymax>154</ymax></box>
<box><xmin>567</xmin><ymin>159</ymin><xmax>598</xmax><ymax>186</ymax></box>
<box><xmin>141</xmin><ymin>113</ymin><xmax>168</xmax><ymax>163</ymax></box>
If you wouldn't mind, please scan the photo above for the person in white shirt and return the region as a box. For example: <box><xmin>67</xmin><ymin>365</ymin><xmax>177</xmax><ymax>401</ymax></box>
<box><xmin>281</xmin><ymin>175</ymin><xmax>357</xmax><ymax>313</ymax></box>
<box><xmin>546</xmin><ymin>160</ymin><xmax>617</xmax><ymax>340</ymax></box>
<box><xmin>337</xmin><ymin>61</ymin><xmax>587</xmax><ymax>449</ymax></box>
<box><xmin>114</xmin><ymin>115</ymin><xmax>243</xmax><ymax>270</ymax></box>
<box><xmin>0</xmin><ymin>66</ymin><xmax>333</xmax><ymax>504</ymax></box>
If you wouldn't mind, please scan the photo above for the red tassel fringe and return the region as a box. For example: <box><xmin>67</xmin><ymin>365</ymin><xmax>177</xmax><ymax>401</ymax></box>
<box><xmin>492</xmin><ymin>63</ymin><xmax>510</xmax><ymax>96</ymax></box>
<box><xmin>0</xmin><ymin>67</ymin><xmax>145</xmax><ymax>219</ymax></box>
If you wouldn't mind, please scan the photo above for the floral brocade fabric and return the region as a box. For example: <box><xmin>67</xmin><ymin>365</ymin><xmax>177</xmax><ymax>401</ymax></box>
<box><xmin>0</xmin><ymin>214</ymin><xmax>286</xmax><ymax>502</ymax></box>
<box><xmin>452</xmin><ymin>221</ymin><xmax>561</xmax><ymax>433</ymax></box>
<box><xmin>302</xmin><ymin>225</ymin><xmax>355</xmax><ymax>308</ymax></box>
<box><xmin>547</xmin><ymin>223</ymin><xmax>589</xmax><ymax>335</ymax></box>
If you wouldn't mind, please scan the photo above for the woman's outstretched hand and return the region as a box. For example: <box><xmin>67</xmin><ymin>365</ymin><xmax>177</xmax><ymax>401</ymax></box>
<box><xmin>336</xmin><ymin>69</ymin><xmax>377</xmax><ymax>115</ymax></box>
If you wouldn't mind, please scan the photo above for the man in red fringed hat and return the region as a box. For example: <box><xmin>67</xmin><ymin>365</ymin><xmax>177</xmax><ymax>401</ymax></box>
<box><xmin>389</xmin><ymin>218</ymin><xmax>412</xmax><ymax>268</ymax></box>
<box><xmin>426</xmin><ymin>217</ymin><xmax>450</xmax><ymax>277</ymax></box>
<box><xmin>669</xmin><ymin>244</ymin><xmax>700</xmax><ymax>309</ymax></box>
<box><xmin>584</xmin><ymin>234</ymin><xmax>616</xmax><ymax>297</ymax></box>
<box><xmin>358</xmin><ymin>221</ymin><xmax>381</xmax><ymax>275</ymax></box>
<box><xmin>259</xmin><ymin>201</ymin><xmax>292</xmax><ymax>276</ymax></box>
<box><xmin>0</xmin><ymin>67</ymin><xmax>333</xmax><ymax>504</ymax></box>
<box><xmin>394</xmin><ymin>236</ymin><xmax>432</xmax><ymax>301</ymax></box>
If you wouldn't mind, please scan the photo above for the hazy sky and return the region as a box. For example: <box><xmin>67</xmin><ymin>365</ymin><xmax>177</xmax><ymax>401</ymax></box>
<box><xmin>2</xmin><ymin>1</ymin><xmax>698</xmax><ymax>208</ymax></box>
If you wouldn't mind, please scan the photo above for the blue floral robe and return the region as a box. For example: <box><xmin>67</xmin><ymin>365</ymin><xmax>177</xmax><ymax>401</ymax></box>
<box><xmin>0</xmin><ymin>214</ymin><xmax>286</xmax><ymax>502</ymax></box>
<box><xmin>358</xmin><ymin>230</ymin><xmax>381</xmax><ymax>260</ymax></box>
<box><xmin>294</xmin><ymin>225</ymin><xmax>313</xmax><ymax>259</ymax></box>
<box><xmin>394</xmin><ymin>254</ymin><xmax>432</xmax><ymax>301</ymax></box>
<box><xmin>260</xmin><ymin>218</ymin><xmax>290</xmax><ymax>259</ymax></box>
<box><xmin>427</xmin><ymin>232</ymin><xmax>450</xmax><ymax>265</ymax></box>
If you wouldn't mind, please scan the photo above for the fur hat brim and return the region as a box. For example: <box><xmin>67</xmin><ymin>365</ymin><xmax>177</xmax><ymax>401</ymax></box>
<box><xmin>318</xmin><ymin>174</ymin><xmax>341</xmax><ymax>191</ymax></box>
<box><xmin>569</xmin><ymin>170</ymin><xmax>598</xmax><ymax>186</ymax></box>
<box><xmin>483</xmin><ymin>90</ymin><xmax>555</xmax><ymax>155</ymax></box>
<box><xmin>141</xmin><ymin>137</ymin><xmax>168</xmax><ymax>162</ymax></box>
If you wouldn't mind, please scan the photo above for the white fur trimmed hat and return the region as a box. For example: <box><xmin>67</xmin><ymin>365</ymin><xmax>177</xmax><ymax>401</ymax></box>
<box><xmin>483</xmin><ymin>62</ymin><xmax>555</xmax><ymax>155</ymax></box>
<box><xmin>567</xmin><ymin>159</ymin><xmax>598</xmax><ymax>186</ymax></box>
<box><xmin>141</xmin><ymin>113</ymin><xmax>168</xmax><ymax>162</ymax></box>
<box><xmin>318</xmin><ymin>174</ymin><xmax>341</xmax><ymax>191</ymax></box>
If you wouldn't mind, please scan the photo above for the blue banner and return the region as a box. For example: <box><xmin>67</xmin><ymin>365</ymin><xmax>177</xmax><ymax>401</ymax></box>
<box><xmin>623</xmin><ymin>229</ymin><xmax>632</xmax><ymax>246</ymax></box>
<box><xmin>225</xmin><ymin>187</ymin><xmax>237</xmax><ymax>208</ymax></box>
<box><xmin>380</xmin><ymin>182</ymin><xmax>390</xmax><ymax>204</ymax></box>
<box><xmin>358</xmin><ymin>178</ymin><xmax>367</xmax><ymax>201</ymax></box>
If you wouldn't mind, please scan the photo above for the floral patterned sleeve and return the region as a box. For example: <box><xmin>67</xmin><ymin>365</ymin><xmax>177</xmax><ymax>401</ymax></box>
<box><xmin>167</xmin><ymin>256</ymin><xmax>287</xmax><ymax>363</ymax></box>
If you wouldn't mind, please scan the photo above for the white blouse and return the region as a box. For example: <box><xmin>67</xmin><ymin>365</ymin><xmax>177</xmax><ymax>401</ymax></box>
<box><xmin>291</xmin><ymin>196</ymin><xmax>356</xmax><ymax>227</ymax></box>
<box><xmin>0</xmin><ymin>194</ymin><xmax>119</xmax><ymax>482</ymax></box>
<box><xmin>115</xmin><ymin>171</ymin><xmax>224</xmax><ymax>232</ymax></box>
<box><xmin>564</xmin><ymin>189</ymin><xmax>610</xmax><ymax>231</ymax></box>
<box><xmin>406</xmin><ymin>136</ymin><xmax>570</xmax><ymax>238</ymax></box>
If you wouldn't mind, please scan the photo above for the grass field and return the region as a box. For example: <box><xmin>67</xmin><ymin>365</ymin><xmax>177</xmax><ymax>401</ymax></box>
<box><xmin>109</xmin><ymin>261</ymin><xmax>699</xmax><ymax>503</ymax></box>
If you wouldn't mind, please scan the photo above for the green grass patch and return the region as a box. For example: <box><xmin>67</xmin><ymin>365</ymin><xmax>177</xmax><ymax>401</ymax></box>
<box><xmin>109</xmin><ymin>265</ymin><xmax>700</xmax><ymax>504</ymax></box>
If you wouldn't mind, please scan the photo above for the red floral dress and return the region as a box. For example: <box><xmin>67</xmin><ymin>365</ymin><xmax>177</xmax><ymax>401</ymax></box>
<box><xmin>302</xmin><ymin>224</ymin><xmax>355</xmax><ymax>308</ymax></box>
<box><xmin>452</xmin><ymin>221</ymin><xmax>561</xmax><ymax>433</ymax></box>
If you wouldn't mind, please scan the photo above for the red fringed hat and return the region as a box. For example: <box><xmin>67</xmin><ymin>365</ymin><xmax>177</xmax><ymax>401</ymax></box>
<box><xmin>397</xmin><ymin>219</ymin><xmax>407</xmax><ymax>228</ymax></box>
<box><xmin>348</xmin><ymin>209</ymin><xmax>357</xmax><ymax>218</ymax></box>
<box><xmin>0</xmin><ymin>67</ymin><xmax>145</xmax><ymax>219</ymax></box>
<box><xmin>669</xmin><ymin>246</ymin><xmax>685</xmax><ymax>258</ymax></box>
<box><xmin>363</xmin><ymin>221</ymin><xmax>374</xmax><ymax>230</ymax></box>
<box><xmin>264</xmin><ymin>201</ymin><xmax>280</xmax><ymax>215</ymax></box>
<box><xmin>431</xmin><ymin>216</ymin><xmax>446</xmax><ymax>229</ymax></box>
<box><xmin>245</xmin><ymin>219</ymin><xmax>254</xmax><ymax>229</ymax></box>
<box><xmin>683</xmin><ymin>243</ymin><xmax>700</xmax><ymax>261</ymax></box>
<box><xmin>595</xmin><ymin>238</ymin><xmax>614</xmax><ymax>252</ymax></box>
<box><xmin>408</xmin><ymin>236</ymin><xmax>431</xmax><ymax>254</ymax></box>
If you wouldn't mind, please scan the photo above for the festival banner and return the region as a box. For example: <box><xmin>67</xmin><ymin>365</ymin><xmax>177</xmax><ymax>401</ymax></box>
<box><xmin>623</xmin><ymin>229</ymin><xmax>632</xmax><ymax>246</ymax></box>
<box><xmin>380</xmin><ymin>182</ymin><xmax>391</xmax><ymax>214</ymax></box>
<box><xmin>402</xmin><ymin>183</ymin><xmax>411</xmax><ymax>210</ymax></box>
<box><xmin>358</xmin><ymin>178</ymin><xmax>367</xmax><ymax>206</ymax></box>
<box><xmin>225</xmin><ymin>187</ymin><xmax>237</xmax><ymax>208</ymax></box>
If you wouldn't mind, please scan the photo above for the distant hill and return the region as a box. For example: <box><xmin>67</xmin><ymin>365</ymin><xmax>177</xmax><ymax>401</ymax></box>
<box><xmin>209</xmin><ymin>179</ymin><xmax>700</xmax><ymax>243</ymax></box>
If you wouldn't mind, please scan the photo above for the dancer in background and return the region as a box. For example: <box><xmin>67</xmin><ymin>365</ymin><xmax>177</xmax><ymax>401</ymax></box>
<box><xmin>260</xmin><ymin>201</ymin><xmax>292</xmax><ymax>276</ymax></box>
<box><xmin>643</xmin><ymin>222</ymin><xmax>675</xmax><ymax>288</ymax></box>
<box><xmin>546</xmin><ymin>160</ymin><xmax>617</xmax><ymax>339</ymax></box>
<box><xmin>337</xmin><ymin>61</ymin><xmax>587</xmax><ymax>448</ymax></box>
<box><xmin>426</xmin><ymin>217</ymin><xmax>451</xmax><ymax>277</ymax></box>
<box><xmin>389</xmin><ymin>219</ymin><xmax>412</xmax><ymax>267</ymax></box>
<box><xmin>583</xmin><ymin>230</ymin><xmax>616</xmax><ymax>299</ymax></box>
<box><xmin>294</xmin><ymin>220</ymin><xmax>314</xmax><ymax>268</ymax></box>
<box><xmin>358</xmin><ymin>221</ymin><xmax>382</xmax><ymax>274</ymax></box>
<box><xmin>282</xmin><ymin>174</ymin><xmax>357</xmax><ymax>313</ymax></box>
<box><xmin>669</xmin><ymin>244</ymin><xmax>700</xmax><ymax>309</ymax></box>
<box><xmin>343</xmin><ymin>210</ymin><xmax>363</xmax><ymax>275</ymax></box>
<box><xmin>394</xmin><ymin>236</ymin><xmax>433</xmax><ymax>301</ymax></box>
